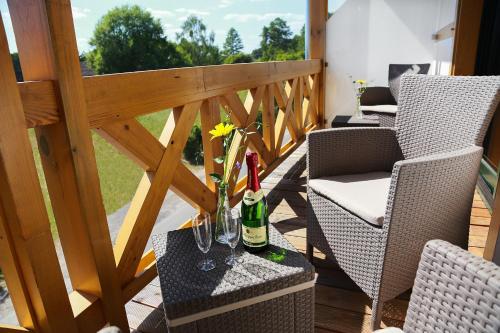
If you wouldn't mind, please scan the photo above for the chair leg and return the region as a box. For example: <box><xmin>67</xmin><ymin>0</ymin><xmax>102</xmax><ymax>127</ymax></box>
<box><xmin>371</xmin><ymin>300</ymin><xmax>384</xmax><ymax>331</ymax></box>
<box><xmin>306</xmin><ymin>242</ymin><xmax>313</xmax><ymax>263</ymax></box>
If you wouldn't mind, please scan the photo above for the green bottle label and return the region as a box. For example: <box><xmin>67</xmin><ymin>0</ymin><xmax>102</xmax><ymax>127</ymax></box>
<box><xmin>242</xmin><ymin>225</ymin><xmax>267</xmax><ymax>247</ymax></box>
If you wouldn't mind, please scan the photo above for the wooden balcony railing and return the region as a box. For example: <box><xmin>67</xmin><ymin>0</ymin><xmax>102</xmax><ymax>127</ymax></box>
<box><xmin>0</xmin><ymin>2</ymin><xmax>324</xmax><ymax>332</ymax></box>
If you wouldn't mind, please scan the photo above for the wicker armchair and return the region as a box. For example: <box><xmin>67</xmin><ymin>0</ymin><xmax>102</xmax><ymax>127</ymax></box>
<box><xmin>360</xmin><ymin>64</ymin><xmax>431</xmax><ymax>127</ymax></box>
<box><xmin>306</xmin><ymin>74</ymin><xmax>500</xmax><ymax>330</ymax></box>
<box><xmin>375</xmin><ymin>239</ymin><xmax>500</xmax><ymax>332</ymax></box>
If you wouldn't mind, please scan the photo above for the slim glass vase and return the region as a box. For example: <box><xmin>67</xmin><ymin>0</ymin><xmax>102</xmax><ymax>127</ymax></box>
<box><xmin>353</xmin><ymin>97</ymin><xmax>363</xmax><ymax>119</ymax></box>
<box><xmin>215</xmin><ymin>184</ymin><xmax>230</xmax><ymax>244</ymax></box>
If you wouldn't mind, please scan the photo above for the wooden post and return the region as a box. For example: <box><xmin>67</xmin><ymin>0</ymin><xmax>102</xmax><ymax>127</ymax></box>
<box><xmin>484</xmin><ymin>179</ymin><xmax>500</xmax><ymax>263</ymax></box>
<box><xmin>451</xmin><ymin>0</ymin><xmax>484</xmax><ymax>75</ymax></box>
<box><xmin>307</xmin><ymin>0</ymin><xmax>327</xmax><ymax>127</ymax></box>
<box><xmin>7</xmin><ymin>0</ymin><xmax>129</xmax><ymax>330</ymax></box>
<box><xmin>0</xmin><ymin>13</ymin><xmax>78</xmax><ymax>333</ymax></box>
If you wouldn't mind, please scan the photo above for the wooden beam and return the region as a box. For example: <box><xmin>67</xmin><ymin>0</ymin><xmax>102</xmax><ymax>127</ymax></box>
<box><xmin>97</xmin><ymin>119</ymin><xmax>165</xmax><ymax>171</ymax></box>
<box><xmin>275</xmin><ymin>78</ymin><xmax>298</xmax><ymax>151</ymax></box>
<box><xmin>8</xmin><ymin>3</ymin><xmax>102</xmax><ymax>304</ymax></box>
<box><xmin>0</xmin><ymin>325</ymin><xmax>31</xmax><ymax>333</ymax></box>
<box><xmin>484</xmin><ymin>179</ymin><xmax>500</xmax><ymax>262</ymax></box>
<box><xmin>262</xmin><ymin>85</ymin><xmax>276</xmax><ymax>158</ymax></box>
<box><xmin>294</xmin><ymin>77</ymin><xmax>305</xmax><ymax>136</ymax></box>
<box><xmin>452</xmin><ymin>0</ymin><xmax>484</xmax><ymax>75</ymax></box>
<box><xmin>19</xmin><ymin>81</ymin><xmax>60</xmax><ymax>127</ymax></box>
<box><xmin>19</xmin><ymin>60</ymin><xmax>321</xmax><ymax>129</ymax></box>
<box><xmin>8</xmin><ymin>0</ymin><xmax>130</xmax><ymax>330</ymax></box>
<box><xmin>0</xmin><ymin>13</ymin><xmax>78</xmax><ymax>333</ymax></box>
<box><xmin>0</xmin><ymin>204</ymin><xmax>37</xmax><ymax>330</ymax></box>
<box><xmin>200</xmin><ymin>98</ymin><xmax>224</xmax><ymax>192</ymax></box>
<box><xmin>114</xmin><ymin>102</ymin><xmax>200</xmax><ymax>284</ymax></box>
<box><xmin>98</xmin><ymin>118</ymin><xmax>217</xmax><ymax>212</ymax></box>
<box><xmin>70</xmin><ymin>291</ymin><xmax>106</xmax><ymax>333</ymax></box>
<box><xmin>307</xmin><ymin>0</ymin><xmax>327</xmax><ymax>127</ymax></box>
<box><xmin>122</xmin><ymin>261</ymin><xmax>158</xmax><ymax>302</ymax></box>
<box><xmin>221</xmin><ymin>87</ymin><xmax>273</xmax><ymax>167</ymax></box>
<box><xmin>273</xmin><ymin>81</ymin><xmax>288</xmax><ymax>109</ymax></box>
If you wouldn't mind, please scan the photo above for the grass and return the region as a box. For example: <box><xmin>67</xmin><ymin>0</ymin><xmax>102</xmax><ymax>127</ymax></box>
<box><xmin>29</xmin><ymin>110</ymin><xmax>170</xmax><ymax>236</ymax></box>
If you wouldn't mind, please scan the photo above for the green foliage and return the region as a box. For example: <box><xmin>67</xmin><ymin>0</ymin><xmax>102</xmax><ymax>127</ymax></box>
<box><xmin>224</xmin><ymin>52</ymin><xmax>253</xmax><ymax>64</ymax></box>
<box><xmin>11</xmin><ymin>53</ymin><xmax>23</xmax><ymax>81</ymax></box>
<box><xmin>259</xmin><ymin>19</ymin><xmax>305</xmax><ymax>61</ymax></box>
<box><xmin>176</xmin><ymin>15</ymin><xmax>221</xmax><ymax>66</ymax></box>
<box><xmin>184</xmin><ymin>123</ymin><xmax>204</xmax><ymax>165</ymax></box>
<box><xmin>86</xmin><ymin>5</ymin><xmax>186</xmax><ymax>74</ymax></box>
<box><xmin>223</xmin><ymin>27</ymin><xmax>244</xmax><ymax>57</ymax></box>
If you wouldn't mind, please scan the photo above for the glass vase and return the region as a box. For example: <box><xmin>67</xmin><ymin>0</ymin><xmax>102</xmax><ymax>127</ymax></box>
<box><xmin>353</xmin><ymin>97</ymin><xmax>363</xmax><ymax>119</ymax></box>
<box><xmin>215</xmin><ymin>184</ymin><xmax>230</xmax><ymax>244</ymax></box>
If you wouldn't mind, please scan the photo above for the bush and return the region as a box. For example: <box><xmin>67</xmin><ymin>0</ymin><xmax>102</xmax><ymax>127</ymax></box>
<box><xmin>224</xmin><ymin>53</ymin><xmax>253</xmax><ymax>64</ymax></box>
<box><xmin>184</xmin><ymin>124</ymin><xmax>204</xmax><ymax>165</ymax></box>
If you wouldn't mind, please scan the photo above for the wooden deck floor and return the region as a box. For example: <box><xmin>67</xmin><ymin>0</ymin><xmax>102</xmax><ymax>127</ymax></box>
<box><xmin>126</xmin><ymin>143</ymin><xmax>492</xmax><ymax>333</ymax></box>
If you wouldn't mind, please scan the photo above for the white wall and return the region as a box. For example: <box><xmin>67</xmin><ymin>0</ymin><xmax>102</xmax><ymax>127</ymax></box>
<box><xmin>324</xmin><ymin>0</ymin><xmax>457</xmax><ymax>124</ymax></box>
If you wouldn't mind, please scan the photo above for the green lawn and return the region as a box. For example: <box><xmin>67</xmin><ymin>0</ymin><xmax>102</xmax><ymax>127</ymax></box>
<box><xmin>29</xmin><ymin>110</ymin><xmax>169</xmax><ymax>236</ymax></box>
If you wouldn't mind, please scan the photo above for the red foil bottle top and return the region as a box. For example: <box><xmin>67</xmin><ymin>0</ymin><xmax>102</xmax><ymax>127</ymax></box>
<box><xmin>245</xmin><ymin>152</ymin><xmax>258</xmax><ymax>168</ymax></box>
<box><xmin>245</xmin><ymin>152</ymin><xmax>260</xmax><ymax>191</ymax></box>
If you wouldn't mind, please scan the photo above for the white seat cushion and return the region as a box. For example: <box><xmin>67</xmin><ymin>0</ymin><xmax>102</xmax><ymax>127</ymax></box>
<box><xmin>309</xmin><ymin>172</ymin><xmax>392</xmax><ymax>226</ymax></box>
<box><xmin>373</xmin><ymin>328</ymin><xmax>404</xmax><ymax>333</ymax></box>
<box><xmin>360</xmin><ymin>104</ymin><xmax>398</xmax><ymax>114</ymax></box>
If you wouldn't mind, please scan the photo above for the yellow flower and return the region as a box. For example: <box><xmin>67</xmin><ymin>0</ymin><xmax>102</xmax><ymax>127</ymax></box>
<box><xmin>209</xmin><ymin>123</ymin><xmax>234</xmax><ymax>140</ymax></box>
<box><xmin>355</xmin><ymin>79</ymin><xmax>366</xmax><ymax>85</ymax></box>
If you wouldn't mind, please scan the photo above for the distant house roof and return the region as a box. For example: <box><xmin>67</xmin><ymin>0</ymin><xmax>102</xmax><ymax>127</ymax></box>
<box><xmin>80</xmin><ymin>60</ymin><xmax>94</xmax><ymax>76</ymax></box>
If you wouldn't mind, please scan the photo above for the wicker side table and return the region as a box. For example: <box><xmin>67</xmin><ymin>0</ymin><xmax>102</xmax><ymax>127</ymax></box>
<box><xmin>152</xmin><ymin>225</ymin><xmax>315</xmax><ymax>333</ymax></box>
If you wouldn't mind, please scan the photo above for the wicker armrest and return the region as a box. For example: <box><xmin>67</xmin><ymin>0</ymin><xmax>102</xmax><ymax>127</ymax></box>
<box><xmin>307</xmin><ymin>127</ymin><xmax>402</xmax><ymax>179</ymax></box>
<box><xmin>404</xmin><ymin>239</ymin><xmax>500</xmax><ymax>332</ymax></box>
<box><xmin>378</xmin><ymin>146</ymin><xmax>484</xmax><ymax>300</ymax></box>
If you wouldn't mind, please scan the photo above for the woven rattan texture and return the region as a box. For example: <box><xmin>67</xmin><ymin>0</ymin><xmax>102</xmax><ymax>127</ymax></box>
<box><xmin>307</xmin><ymin>127</ymin><xmax>403</xmax><ymax>179</ymax></box>
<box><xmin>396</xmin><ymin>75</ymin><xmax>500</xmax><ymax>159</ymax></box>
<box><xmin>378</xmin><ymin>114</ymin><xmax>396</xmax><ymax>127</ymax></box>
<box><xmin>379</xmin><ymin>146</ymin><xmax>483</xmax><ymax>302</ymax></box>
<box><xmin>307</xmin><ymin>189</ymin><xmax>384</xmax><ymax>298</ymax></box>
<box><xmin>307</xmin><ymin>75</ymin><xmax>500</xmax><ymax>329</ymax></box>
<box><xmin>404</xmin><ymin>240</ymin><xmax>500</xmax><ymax>332</ymax></box>
<box><xmin>152</xmin><ymin>224</ymin><xmax>314</xmax><ymax>328</ymax></box>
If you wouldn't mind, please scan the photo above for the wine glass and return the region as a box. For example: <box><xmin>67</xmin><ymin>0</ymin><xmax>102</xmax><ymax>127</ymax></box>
<box><xmin>223</xmin><ymin>208</ymin><xmax>242</xmax><ymax>266</ymax></box>
<box><xmin>192</xmin><ymin>212</ymin><xmax>215</xmax><ymax>271</ymax></box>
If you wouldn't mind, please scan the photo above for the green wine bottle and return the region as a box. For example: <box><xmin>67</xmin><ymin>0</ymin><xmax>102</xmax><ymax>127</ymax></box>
<box><xmin>241</xmin><ymin>152</ymin><xmax>269</xmax><ymax>253</ymax></box>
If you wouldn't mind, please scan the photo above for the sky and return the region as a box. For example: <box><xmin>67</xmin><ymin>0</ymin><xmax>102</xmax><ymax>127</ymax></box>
<box><xmin>0</xmin><ymin>0</ymin><xmax>321</xmax><ymax>54</ymax></box>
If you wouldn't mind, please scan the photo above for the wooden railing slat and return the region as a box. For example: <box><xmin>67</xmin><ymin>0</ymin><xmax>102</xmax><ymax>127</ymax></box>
<box><xmin>275</xmin><ymin>78</ymin><xmax>298</xmax><ymax>152</ymax></box>
<box><xmin>200</xmin><ymin>98</ymin><xmax>225</xmax><ymax>192</ymax></box>
<box><xmin>0</xmin><ymin>205</ymin><xmax>37</xmax><ymax>330</ymax></box>
<box><xmin>294</xmin><ymin>77</ymin><xmax>305</xmax><ymax>136</ymax></box>
<box><xmin>262</xmin><ymin>84</ymin><xmax>277</xmax><ymax>159</ymax></box>
<box><xmin>114</xmin><ymin>102</ymin><xmax>201</xmax><ymax>283</ymax></box>
<box><xmin>18</xmin><ymin>60</ymin><xmax>321</xmax><ymax>129</ymax></box>
<box><xmin>98</xmin><ymin>119</ymin><xmax>165</xmax><ymax>171</ymax></box>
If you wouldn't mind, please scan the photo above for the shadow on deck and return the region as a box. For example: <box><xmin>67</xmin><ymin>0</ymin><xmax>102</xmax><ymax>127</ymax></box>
<box><xmin>126</xmin><ymin>143</ymin><xmax>492</xmax><ymax>333</ymax></box>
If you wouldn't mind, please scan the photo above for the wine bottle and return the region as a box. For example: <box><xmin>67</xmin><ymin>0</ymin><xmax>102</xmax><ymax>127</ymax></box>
<box><xmin>241</xmin><ymin>152</ymin><xmax>269</xmax><ymax>253</ymax></box>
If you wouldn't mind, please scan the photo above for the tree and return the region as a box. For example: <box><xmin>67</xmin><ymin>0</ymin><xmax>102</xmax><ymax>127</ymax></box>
<box><xmin>222</xmin><ymin>28</ymin><xmax>244</xmax><ymax>57</ymax></box>
<box><xmin>255</xmin><ymin>19</ymin><xmax>305</xmax><ymax>61</ymax></box>
<box><xmin>86</xmin><ymin>5</ymin><xmax>186</xmax><ymax>74</ymax></box>
<box><xmin>176</xmin><ymin>16</ymin><xmax>221</xmax><ymax>66</ymax></box>
<box><xmin>260</xmin><ymin>18</ymin><xmax>294</xmax><ymax>60</ymax></box>
<box><xmin>224</xmin><ymin>53</ymin><xmax>253</xmax><ymax>64</ymax></box>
